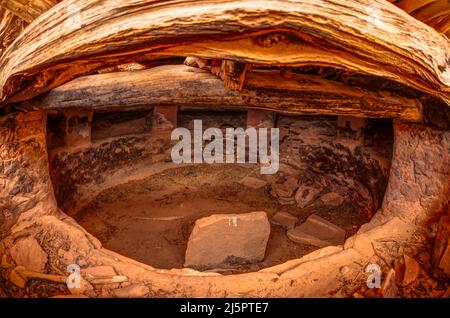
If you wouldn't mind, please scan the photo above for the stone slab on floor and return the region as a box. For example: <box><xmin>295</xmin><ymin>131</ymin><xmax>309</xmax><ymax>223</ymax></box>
<box><xmin>184</xmin><ymin>211</ymin><xmax>270</xmax><ymax>270</ymax></box>
<box><xmin>271</xmin><ymin>212</ymin><xmax>298</xmax><ymax>229</ymax></box>
<box><xmin>287</xmin><ymin>214</ymin><xmax>346</xmax><ymax>248</ymax></box>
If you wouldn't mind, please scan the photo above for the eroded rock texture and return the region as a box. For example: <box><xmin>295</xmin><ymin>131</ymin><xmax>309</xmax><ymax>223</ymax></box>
<box><xmin>277</xmin><ymin>115</ymin><xmax>392</xmax><ymax>216</ymax></box>
<box><xmin>378</xmin><ymin>121</ymin><xmax>450</xmax><ymax>226</ymax></box>
<box><xmin>0</xmin><ymin>111</ymin><xmax>57</xmax><ymax>238</ymax></box>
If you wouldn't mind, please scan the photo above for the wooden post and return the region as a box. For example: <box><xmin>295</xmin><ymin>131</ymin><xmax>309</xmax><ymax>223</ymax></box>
<box><xmin>152</xmin><ymin>106</ymin><xmax>178</xmax><ymax>133</ymax></box>
<box><xmin>63</xmin><ymin>110</ymin><xmax>93</xmax><ymax>148</ymax></box>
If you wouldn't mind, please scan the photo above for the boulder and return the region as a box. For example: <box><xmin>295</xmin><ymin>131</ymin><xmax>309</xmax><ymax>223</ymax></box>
<box><xmin>185</xmin><ymin>212</ymin><xmax>270</xmax><ymax>269</ymax></box>
<box><xmin>10</xmin><ymin>237</ymin><xmax>48</xmax><ymax>272</ymax></box>
<box><xmin>271</xmin><ymin>212</ymin><xmax>298</xmax><ymax>229</ymax></box>
<box><xmin>287</xmin><ymin>214</ymin><xmax>346</xmax><ymax>248</ymax></box>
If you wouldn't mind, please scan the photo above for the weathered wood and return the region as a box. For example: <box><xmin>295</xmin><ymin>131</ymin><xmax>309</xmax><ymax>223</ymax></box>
<box><xmin>0</xmin><ymin>8</ymin><xmax>26</xmax><ymax>56</ymax></box>
<box><xmin>0</xmin><ymin>0</ymin><xmax>449</xmax><ymax>108</ymax></box>
<box><xmin>1</xmin><ymin>0</ymin><xmax>57</xmax><ymax>23</ymax></box>
<box><xmin>391</xmin><ymin>0</ymin><xmax>450</xmax><ymax>36</ymax></box>
<box><xmin>27</xmin><ymin>65</ymin><xmax>422</xmax><ymax>121</ymax></box>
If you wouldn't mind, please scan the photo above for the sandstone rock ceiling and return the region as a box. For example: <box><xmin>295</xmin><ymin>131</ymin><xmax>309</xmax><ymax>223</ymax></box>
<box><xmin>0</xmin><ymin>0</ymin><xmax>449</xmax><ymax>109</ymax></box>
<box><xmin>388</xmin><ymin>0</ymin><xmax>450</xmax><ymax>37</ymax></box>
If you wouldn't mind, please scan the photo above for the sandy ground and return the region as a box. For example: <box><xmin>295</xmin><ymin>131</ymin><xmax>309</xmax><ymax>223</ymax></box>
<box><xmin>76</xmin><ymin>165</ymin><xmax>369</xmax><ymax>272</ymax></box>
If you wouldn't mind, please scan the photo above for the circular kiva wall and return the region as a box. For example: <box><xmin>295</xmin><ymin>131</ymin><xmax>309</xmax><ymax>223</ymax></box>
<box><xmin>0</xmin><ymin>108</ymin><xmax>448</xmax><ymax>297</ymax></box>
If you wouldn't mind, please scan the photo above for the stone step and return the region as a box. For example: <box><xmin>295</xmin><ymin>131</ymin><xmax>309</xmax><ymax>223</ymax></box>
<box><xmin>287</xmin><ymin>214</ymin><xmax>346</xmax><ymax>248</ymax></box>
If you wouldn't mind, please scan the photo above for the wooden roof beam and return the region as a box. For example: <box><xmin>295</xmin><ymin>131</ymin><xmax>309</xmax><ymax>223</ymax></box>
<box><xmin>25</xmin><ymin>65</ymin><xmax>423</xmax><ymax>121</ymax></box>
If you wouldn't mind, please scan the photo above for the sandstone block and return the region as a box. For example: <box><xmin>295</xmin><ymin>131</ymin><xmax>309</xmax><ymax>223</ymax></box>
<box><xmin>185</xmin><ymin>212</ymin><xmax>270</xmax><ymax>269</ymax></box>
<box><xmin>10</xmin><ymin>237</ymin><xmax>48</xmax><ymax>273</ymax></box>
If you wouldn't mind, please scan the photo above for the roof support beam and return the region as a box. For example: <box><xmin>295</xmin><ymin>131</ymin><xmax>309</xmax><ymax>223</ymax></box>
<box><xmin>26</xmin><ymin>65</ymin><xmax>423</xmax><ymax>121</ymax></box>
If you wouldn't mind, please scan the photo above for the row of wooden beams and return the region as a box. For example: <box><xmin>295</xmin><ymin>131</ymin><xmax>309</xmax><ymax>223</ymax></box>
<box><xmin>25</xmin><ymin>65</ymin><xmax>423</xmax><ymax>121</ymax></box>
<box><xmin>0</xmin><ymin>0</ymin><xmax>449</xmax><ymax>108</ymax></box>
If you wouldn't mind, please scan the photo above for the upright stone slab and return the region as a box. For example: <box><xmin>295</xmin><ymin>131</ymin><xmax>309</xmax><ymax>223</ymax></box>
<box><xmin>185</xmin><ymin>212</ymin><xmax>270</xmax><ymax>270</ymax></box>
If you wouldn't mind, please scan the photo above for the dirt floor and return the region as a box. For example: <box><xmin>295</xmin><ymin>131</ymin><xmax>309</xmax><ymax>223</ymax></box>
<box><xmin>75</xmin><ymin>165</ymin><xmax>370</xmax><ymax>273</ymax></box>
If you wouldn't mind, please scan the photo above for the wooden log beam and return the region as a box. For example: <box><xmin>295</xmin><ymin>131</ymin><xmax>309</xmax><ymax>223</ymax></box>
<box><xmin>1</xmin><ymin>0</ymin><xmax>57</xmax><ymax>23</ymax></box>
<box><xmin>26</xmin><ymin>65</ymin><xmax>423</xmax><ymax>121</ymax></box>
<box><xmin>0</xmin><ymin>0</ymin><xmax>449</xmax><ymax>108</ymax></box>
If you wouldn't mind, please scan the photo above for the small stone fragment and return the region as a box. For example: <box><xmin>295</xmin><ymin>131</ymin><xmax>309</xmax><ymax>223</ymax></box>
<box><xmin>403</xmin><ymin>255</ymin><xmax>420</xmax><ymax>286</ymax></box>
<box><xmin>10</xmin><ymin>237</ymin><xmax>48</xmax><ymax>273</ymax></box>
<box><xmin>287</xmin><ymin>214</ymin><xmax>346</xmax><ymax>248</ymax></box>
<box><xmin>277</xmin><ymin>197</ymin><xmax>296</xmax><ymax>206</ymax></box>
<box><xmin>364</xmin><ymin>288</ymin><xmax>382</xmax><ymax>298</ymax></box>
<box><xmin>319</xmin><ymin>192</ymin><xmax>345</xmax><ymax>207</ymax></box>
<box><xmin>270</xmin><ymin>177</ymin><xmax>298</xmax><ymax>199</ymax></box>
<box><xmin>1</xmin><ymin>254</ymin><xmax>12</xmax><ymax>269</ymax></box>
<box><xmin>433</xmin><ymin>216</ymin><xmax>450</xmax><ymax>275</ymax></box>
<box><xmin>429</xmin><ymin>290</ymin><xmax>445</xmax><ymax>298</ymax></box>
<box><xmin>112</xmin><ymin>284</ymin><xmax>150</xmax><ymax>298</ymax></box>
<box><xmin>442</xmin><ymin>286</ymin><xmax>450</xmax><ymax>298</ymax></box>
<box><xmin>10</xmin><ymin>266</ymin><xmax>27</xmax><ymax>289</ymax></box>
<box><xmin>53</xmin><ymin>294</ymin><xmax>90</xmax><ymax>298</ymax></box>
<box><xmin>239</xmin><ymin>176</ymin><xmax>267</xmax><ymax>189</ymax></box>
<box><xmin>380</xmin><ymin>268</ymin><xmax>398</xmax><ymax>298</ymax></box>
<box><xmin>69</xmin><ymin>276</ymin><xmax>94</xmax><ymax>295</ymax></box>
<box><xmin>294</xmin><ymin>186</ymin><xmax>321</xmax><ymax>208</ymax></box>
<box><xmin>394</xmin><ymin>256</ymin><xmax>405</xmax><ymax>286</ymax></box>
<box><xmin>83</xmin><ymin>266</ymin><xmax>117</xmax><ymax>278</ymax></box>
<box><xmin>271</xmin><ymin>212</ymin><xmax>298</xmax><ymax>229</ymax></box>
